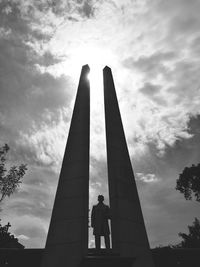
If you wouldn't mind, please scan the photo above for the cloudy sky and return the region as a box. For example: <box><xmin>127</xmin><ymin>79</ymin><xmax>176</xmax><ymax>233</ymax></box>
<box><xmin>0</xmin><ymin>0</ymin><xmax>200</xmax><ymax>248</ymax></box>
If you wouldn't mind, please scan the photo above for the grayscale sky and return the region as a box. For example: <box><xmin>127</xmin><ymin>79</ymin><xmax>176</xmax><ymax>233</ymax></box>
<box><xmin>0</xmin><ymin>0</ymin><xmax>200</xmax><ymax>248</ymax></box>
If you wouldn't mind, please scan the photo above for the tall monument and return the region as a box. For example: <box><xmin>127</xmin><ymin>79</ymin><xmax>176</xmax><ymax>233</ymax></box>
<box><xmin>41</xmin><ymin>65</ymin><xmax>155</xmax><ymax>267</ymax></box>
<box><xmin>41</xmin><ymin>65</ymin><xmax>90</xmax><ymax>267</ymax></box>
<box><xmin>103</xmin><ymin>66</ymin><xmax>154</xmax><ymax>267</ymax></box>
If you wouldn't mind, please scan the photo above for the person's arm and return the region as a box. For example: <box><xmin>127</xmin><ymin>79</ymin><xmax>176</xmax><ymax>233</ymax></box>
<box><xmin>106</xmin><ymin>206</ymin><xmax>111</xmax><ymax>219</ymax></box>
<box><xmin>91</xmin><ymin>206</ymin><xmax>95</xmax><ymax>227</ymax></box>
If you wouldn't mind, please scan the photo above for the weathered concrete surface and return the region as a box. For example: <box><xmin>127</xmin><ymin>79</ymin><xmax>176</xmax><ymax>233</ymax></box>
<box><xmin>41</xmin><ymin>65</ymin><xmax>90</xmax><ymax>267</ymax></box>
<box><xmin>103</xmin><ymin>66</ymin><xmax>155</xmax><ymax>267</ymax></box>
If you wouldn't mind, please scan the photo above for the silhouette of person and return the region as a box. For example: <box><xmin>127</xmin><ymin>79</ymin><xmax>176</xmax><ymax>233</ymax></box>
<box><xmin>91</xmin><ymin>195</ymin><xmax>111</xmax><ymax>250</ymax></box>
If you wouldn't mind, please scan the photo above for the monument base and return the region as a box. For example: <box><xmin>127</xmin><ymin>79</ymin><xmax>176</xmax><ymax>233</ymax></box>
<box><xmin>81</xmin><ymin>249</ymin><xmax>135</xmax><ymax>267</ymax></box>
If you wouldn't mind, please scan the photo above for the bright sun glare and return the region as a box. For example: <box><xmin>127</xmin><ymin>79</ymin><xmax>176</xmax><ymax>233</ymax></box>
<box><xmin>69</xmin><ymin>45</ymin><xmax>115</xmax><ymax>104</ymax></box>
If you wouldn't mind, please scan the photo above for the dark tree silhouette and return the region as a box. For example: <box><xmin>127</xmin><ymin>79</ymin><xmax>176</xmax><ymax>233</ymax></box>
<box><xmin>0</xmin><ymin>220</ymin><xmax>24</xmax><ymax>248</ymax></box>
<box><xmin>176</xmin><ymin>218</ymin><xmax>200</xmax><ymax>248</ymax></box>
<box><xmin>0</xmin><ymin>144</ymin><xmax>27</xmax><ymax>203</ymax></box>
<box><xmin>176</xmin><ymin>163</ymin><xmax>200</xmax><ymax>201</ymax></box>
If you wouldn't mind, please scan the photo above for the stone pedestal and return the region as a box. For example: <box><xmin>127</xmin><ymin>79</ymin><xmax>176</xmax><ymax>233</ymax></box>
<box><xmin>41</xmin><ymin>65</ymin><xmax>90</xmax><ymax>267</ymax></box>
<box><xmin>103</xmin><ymin>66</ymin><xmax>155</xmax><ymax>267</ymax></box>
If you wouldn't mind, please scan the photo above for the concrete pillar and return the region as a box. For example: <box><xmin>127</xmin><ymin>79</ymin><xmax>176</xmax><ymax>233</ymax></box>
<box><xmin>103</xmin><ymin>66</ymin><xmax>155</xmax><ymax>267</ymax></box>
<box><xmin>41</xmin><ymin>65</ymin><xmax>90</xmax><ymax>267</ymax></box>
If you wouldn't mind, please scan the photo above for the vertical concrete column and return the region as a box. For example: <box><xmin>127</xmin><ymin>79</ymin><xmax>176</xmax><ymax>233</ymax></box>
<box><xmin>103</xmin><ymin>66</ymin><xmax>155</xmax><ymax>267</ymax></box>
<box><xmin>41</xmin><ymin>65</ymin><xmax>90</xmax><ymax>267</ymax></box>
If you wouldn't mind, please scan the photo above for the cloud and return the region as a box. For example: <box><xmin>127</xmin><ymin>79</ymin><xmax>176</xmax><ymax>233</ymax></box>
<box><xmin>89</xmin><ymin>157</ymin><xmax>109</xmax><ymax>204</ymax></box>
<box><xmin>1</xmin><ymin>165</ymin><xmax>58</xmax><ymax>247</ymax></box>
<box><xmin>0</xmin><ymin>211</ymin><xmax>47</xmax><ymax>248</ymax></box>
<box><xmin>139</xmin><ymin>83</ymin><xmax>167</xmax><ymax>106</ymax></box>
<box><xmin>156</xmin><ymin>0</ymin><xmax>200</xmax><ymax>37</ymax></box>
<box><xmin>2</xmin><ymin>166</ymin><xmax>57</xmax><ymax>216</ymax></box>
<box><xmin>123</xmin><ymin>51</ymin><xmax>176</xmax><ymax>79</ymax></box>
<box><xmin>136</xmin><ymin>173</ymin><xmax>159</xmax><ymax>183</ymax></box>
<box><xmin>0</xmin><ymin>36</ymin><xmax>73</xmax><ymax>123</ymax></box>
<box><xmin>116</xmin><ymin>0</ymin><xmax>200</xmax><ymax>156</ymax></box>
<box><xmin>77</xmin><ymin>0</ymin><xmax>96</xmax><ymax>18</ymax></box>
<box><xmin>134</xmin><ymin>140</ymin><xmax>200</xmax><ymax>247</ymax></box>
<box><xmin>191</xmin><ymin>35</ymin><xmax>200</xmax><ymax>57</ymax></box>
<box><xmin>16</xmin><ymin>234</ymin><xmax>30</xmax><ymax>241</ymax></box>
<box><xmin>0</xmin><ymin>1</ymin><xmax>76</xmax><ymax>169</ymax></box>
<box><xmin>13</xmin><ymin>216</ymin><xmax>47</xmax><ymax>248</ymax></box>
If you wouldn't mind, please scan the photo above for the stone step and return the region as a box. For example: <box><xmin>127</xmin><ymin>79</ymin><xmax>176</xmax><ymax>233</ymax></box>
<box><xmin>87</xmin><ymin>248</ymin><xmax>119</xmax><ymax>256</ymax></box>
<box><xmin>81</xmin><ymin>254</ymin><xmax>135</xmax><ymax>267</ymax></box>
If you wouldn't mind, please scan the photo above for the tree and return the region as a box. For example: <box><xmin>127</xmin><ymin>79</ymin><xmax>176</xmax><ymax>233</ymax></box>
<box><xmin>176</xmin><ymin>163</ymin><xmax>200</xmax><ymax>201</ymax></box>
<box><xmin>0</xmin><ymin>144</ymin><xmax>27</xmax><ymax>203</ymax></box>
<box><xmin>176</xmin><ymin>218</ymin><xmax>200</xmax><ymax>248</ymax></box>
<box><xmin>0</xmin><ymin>220</ymin><xmax>24</xmax><ymax>248</ymax></box>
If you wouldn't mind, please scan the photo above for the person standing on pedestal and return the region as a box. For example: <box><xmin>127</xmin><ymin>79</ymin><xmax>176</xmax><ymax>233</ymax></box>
<box><xmin>91</xmin><ymin>195</ymin><xmax>111</xmax><ymax>250</ymax></box>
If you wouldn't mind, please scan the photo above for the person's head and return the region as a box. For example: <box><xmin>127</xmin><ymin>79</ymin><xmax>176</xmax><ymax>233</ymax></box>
<box><xmin>98</xmin><ymin>195</ymin><xmax>104</xmax><ymax>203</ymax></box>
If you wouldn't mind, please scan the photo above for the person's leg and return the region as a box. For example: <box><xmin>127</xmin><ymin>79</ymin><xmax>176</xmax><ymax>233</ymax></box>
<box><xmin>95</xmin><ymin>235</ymin><xmax>101</xmax><ymax>250</ymax></box>
<box><xmin>104</xmin><ymin>234</ymin><xmax>110</xmax><ymax>249</ymax></box>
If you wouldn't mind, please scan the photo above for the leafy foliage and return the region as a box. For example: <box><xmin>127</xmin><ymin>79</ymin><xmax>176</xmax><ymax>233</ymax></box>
<box><xmin>176</xmin><ymin>163</ymin><xmax>200</xmax><ymax>201</ymax></box>
<box><xmin>176</xmin><ymin>218</ymin><xmax>200</xmax><ymax>248</ymax></box>
<box><xmin>0</xmin><ymin>144</ymin><xmax>27</xmax><ymax>202</ymax></box>
<box><xmin>0</xmin><ymin>220</ymin><xmax>24</xmax><ymax>248</ymax></box>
